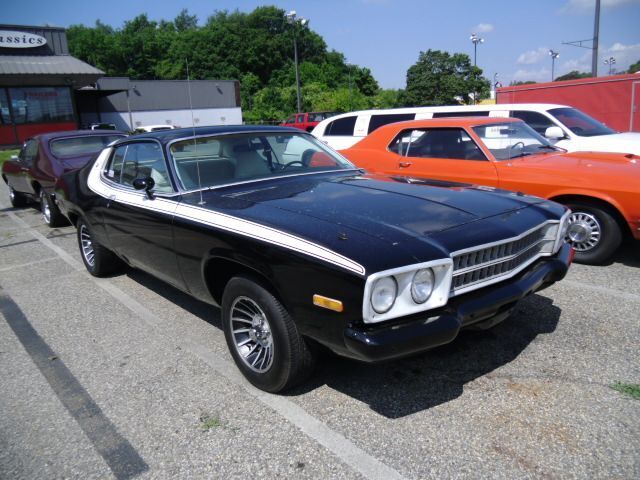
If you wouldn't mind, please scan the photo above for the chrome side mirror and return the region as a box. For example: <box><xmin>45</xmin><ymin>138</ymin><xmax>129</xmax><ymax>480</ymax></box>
<box><xmin>545</xmin><ymin>126</ymin><xmax>565</xmax><ymax>140</ymax></box>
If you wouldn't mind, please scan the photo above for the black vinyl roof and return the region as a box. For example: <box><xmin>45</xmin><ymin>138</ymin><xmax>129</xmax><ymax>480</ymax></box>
<box><xmin>121</xmin><ymin>125</ymin><xmax>304</xmax><ymax>146</ymax></box>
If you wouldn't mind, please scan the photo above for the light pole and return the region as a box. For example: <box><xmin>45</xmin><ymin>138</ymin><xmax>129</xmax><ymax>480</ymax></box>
<box><xmin>603</xmin><ymin>56</ymin><xmax>616</xmax><ymax>75</ymax></box>
<box><xmin>549</xmin><ymin>50</ymin><xmax>560</xmax><ymax>81</ymax></box>
<box><xmin>286</xmin><ymin>10</ymin><xmax>308</xmax><ymax>113</ymax></box>
<box><xmin>470</xmin><ymin>33</ymin><xmax>484</xmax><ymax>67</ymax></box>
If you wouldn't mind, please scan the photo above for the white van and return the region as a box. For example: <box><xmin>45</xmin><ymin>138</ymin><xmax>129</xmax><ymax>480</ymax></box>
<box><xmin>311</xmin><ymin>103</ymin><xmax>640</xmax><ymax>154</ymax></box>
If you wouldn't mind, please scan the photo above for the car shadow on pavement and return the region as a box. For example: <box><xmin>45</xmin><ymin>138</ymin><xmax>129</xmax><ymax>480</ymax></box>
<box><xmin>608</xmin><ymin>239</ymin><xmax>640</xmax><ymax>268</ymax></box>
<box><xmin>125</xmin><ymin>268</ymin><xmax>560</xmax><ymax>419</ymax></box>
<box><xmin>288</xmin><ymin>293</ymin><xmax>561</xmax><ymax>418</ymax></box>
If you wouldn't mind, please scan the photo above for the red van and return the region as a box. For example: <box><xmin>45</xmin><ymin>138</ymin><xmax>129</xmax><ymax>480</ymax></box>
<box><xmin>280</xmin><ymin>111</ymin><xmax>340</xmax><ymax>132</ymax></box>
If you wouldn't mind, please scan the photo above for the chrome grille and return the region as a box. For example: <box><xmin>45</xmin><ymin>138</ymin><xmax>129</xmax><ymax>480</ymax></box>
<box><xmin>451</xmin><ymin>222</ymin><xmax>557</xmax><ymax>295</ymax></box>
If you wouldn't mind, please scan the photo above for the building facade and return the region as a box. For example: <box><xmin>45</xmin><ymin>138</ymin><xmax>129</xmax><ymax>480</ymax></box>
<box><xmin>0</xmin><ymin>24</ymin><xmax>242</xmax><ymax>147</ymax></box>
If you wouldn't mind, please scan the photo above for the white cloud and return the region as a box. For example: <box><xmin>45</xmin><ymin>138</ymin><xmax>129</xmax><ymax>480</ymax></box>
<box><xmin>517</xmin><ymin>47</ymin><xmax>550</xmax><ymax>65</ymax></box>
<box><xmin>561</xmin><ymin>0</ymin><xmax>640</xmax><ymax>12</ymax></box>
<box><xmin>512</xmin><ymin>68</ymin><xmax>552</xmax><ymax>83</ymax></box>
<box><xmin>472</xmin><ymin>23</ymin><xmax>494</xmax><ymax>34</ymax></box>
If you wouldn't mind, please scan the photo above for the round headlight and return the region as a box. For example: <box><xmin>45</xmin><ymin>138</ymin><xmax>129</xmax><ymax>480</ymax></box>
<box><xmin>371</xmin><ymin>276</ymin><xmax>397</xmax><ymax>314</ymax></box>
<box><xmin>411</xmin><ymin>268</ymin><xmax>435</xmax><ymax>304</ymax></box>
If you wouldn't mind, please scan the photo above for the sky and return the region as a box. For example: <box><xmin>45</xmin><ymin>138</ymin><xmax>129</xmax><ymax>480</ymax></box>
<box><xmin>3</xmin><ymin>0</ymin><xmax>640</xmax><ymax>89</ymax></box>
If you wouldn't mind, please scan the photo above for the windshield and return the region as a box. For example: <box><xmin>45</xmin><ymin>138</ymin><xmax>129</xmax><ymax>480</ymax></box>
<box><xmin>50</xmin><ymin>135</ymin><xmax>125</xmax><ymax>158</ymax></box>
<box><xmin>169</xmin><ymin>132</ymin><xmax>356</xmax><ymax>190</ymax></box>
<box><xmin>549</xmin><ymin>107</ymin><xmax>615</xmax><ymax>137</ymax></box>
<box><xmin>472</xmin><ymin>122</ymin><xmax>555</xmax><ymax>160</ymax></box>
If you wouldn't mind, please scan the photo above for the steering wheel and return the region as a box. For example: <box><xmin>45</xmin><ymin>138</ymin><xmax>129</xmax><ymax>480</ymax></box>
<box><xmin>511</xmin><ymin>141</ymin><xmax>525</xmax><ymax>150</ymax></box>
<box><xmin>282</xmin><ymin>161</ymin><xmax>305</xmax><ymax>169</ymax></box>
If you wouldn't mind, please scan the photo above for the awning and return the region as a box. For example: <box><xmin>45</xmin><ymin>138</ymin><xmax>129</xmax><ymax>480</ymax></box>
<box><xmin>0</xmin><ymin>55</ymin><xmax>104</xmax><ymax>87</ymax></box>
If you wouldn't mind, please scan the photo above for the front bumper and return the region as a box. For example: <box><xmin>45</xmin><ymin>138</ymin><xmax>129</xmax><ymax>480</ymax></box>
<box><xmin>343</xmin><ymin>242</ymin><xmax>572</xmax><ymax>362</ymax></box>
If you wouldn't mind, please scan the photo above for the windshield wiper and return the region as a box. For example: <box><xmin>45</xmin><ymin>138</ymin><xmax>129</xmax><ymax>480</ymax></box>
<box><xmin>536</xmin><ymin>145</ymin><xmax>559</xmax><ymax>151</ymax></box>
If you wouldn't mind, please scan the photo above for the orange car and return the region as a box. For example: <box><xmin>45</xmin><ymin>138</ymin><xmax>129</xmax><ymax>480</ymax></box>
<box><xmin>340</xmin><ymin>117</ymin><xmax>640</xmax><ymax>264</ymax></box>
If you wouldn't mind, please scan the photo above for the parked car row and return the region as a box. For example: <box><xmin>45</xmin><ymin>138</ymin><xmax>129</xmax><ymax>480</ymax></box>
<box><xmin>3</xmin><ymin>125</ymin><xmax>573</xmax><ymax>392</ymax></box>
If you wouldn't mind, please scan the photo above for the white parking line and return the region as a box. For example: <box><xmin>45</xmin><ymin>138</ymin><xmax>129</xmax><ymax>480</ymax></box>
<box><xmin>5</xmin><ymin>211</ymin><xmax>407</xmax><ymax>480</ymax></box>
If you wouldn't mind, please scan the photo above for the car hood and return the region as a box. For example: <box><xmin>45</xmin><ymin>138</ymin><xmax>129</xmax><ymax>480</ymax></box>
<box><xmin>572</xmin><ymin>132</ymin><xmax>640</xmax><ymax>155</ymax></box>
<box><xmin>183</xmin><ymin>172</ymin><xmax>556</xmax><ymax>274</ymax></box>
<box><xmin>514</xmin><ymin>150</ymin><xmax>640</xmax><ymax>178</ymax></box>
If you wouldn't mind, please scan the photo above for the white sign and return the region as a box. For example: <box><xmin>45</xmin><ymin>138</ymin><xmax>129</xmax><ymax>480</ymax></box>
<box><xmin>0</xmin><ymin>31</ymin><xmax>47</xmax><ymax>48</ymax></box>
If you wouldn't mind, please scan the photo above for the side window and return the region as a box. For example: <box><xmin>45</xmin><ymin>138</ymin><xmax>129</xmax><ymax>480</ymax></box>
<box><xmin>511</xmin><ymin>111</ymin><xmax>555</xmax><ymax>135</ymax></box>
<box><xmin>389</xmin><ymin>128</ymin><xmax>487</xmax><ymax>161</ymax></box>
<box><xmin>367</xmin><ymin>113</ymin><xmax>416</xmax><ymax>134</ymax></box>
<box><xmin>284</xmin><ymin>116</ymin><xmax>295</xmax><ymax>124</ymax></box>
<box><xmin>324</xmin><ymin>116</ymin><xmax>357</xmax><ymax>136</ymax></box>
<box><xmin>296</xmin><ymin>114</ymin><xmax>305</xmax><ymax>123</ymax></box>
<box><xmin>432</xmin><ymin>111</ymin><xmax>489</xmax><ymax>118</ymax></box>
<box><xmin>21</xmin><ymin>139</ymin><xmax>38</xmax><ymax>166</ymax></box>
<box><xmin>105</xmin><ymin>142</ymin><xmax>172</xmax><ymax>193</ymax></box>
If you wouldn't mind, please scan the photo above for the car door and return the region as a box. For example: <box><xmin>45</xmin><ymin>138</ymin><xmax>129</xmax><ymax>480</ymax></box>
<box><xmin>382</xmin><ymin>127</ymin><xmax>499</xmax><ymax>187</ymax></box>
<box><xmin>100</xmin><ymin>140</ymin><xmax>185</xmax><ymax>289</ymax></box>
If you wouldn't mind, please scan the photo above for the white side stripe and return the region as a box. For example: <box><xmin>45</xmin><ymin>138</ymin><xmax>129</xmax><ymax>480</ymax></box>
<box><xmin>86</xmin><ymin>149</ymin><xmax>366</xmax><ymax>276</ymax></box>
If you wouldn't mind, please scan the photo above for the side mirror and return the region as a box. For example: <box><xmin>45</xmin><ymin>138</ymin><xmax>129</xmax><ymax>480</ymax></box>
<box><xmin>133</xmin><ymin>176</ymin><xmax>156</xmax><ymax>199</ymax></box>
<box><xmin>545</xmin><ymin>126</ymin><xmax>565</xmax><ymax>140</ymax></box>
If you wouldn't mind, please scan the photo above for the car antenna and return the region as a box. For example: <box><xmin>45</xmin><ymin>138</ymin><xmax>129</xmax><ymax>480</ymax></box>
<box><xmin>186</xmin><ymin>58</ymin><xmax>205</xmax><ymax>205</ymax></box>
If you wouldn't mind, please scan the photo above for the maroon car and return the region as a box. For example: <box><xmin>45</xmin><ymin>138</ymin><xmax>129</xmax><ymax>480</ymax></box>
<box><xmin>2</xmin><ymin>130</ymin><xmax>126</xmax><ymax>226</ymax></box>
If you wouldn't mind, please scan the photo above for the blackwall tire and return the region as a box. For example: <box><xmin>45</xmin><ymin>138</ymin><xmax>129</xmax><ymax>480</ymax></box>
<box><xmin>76</xmin><ymin>218</ymin><xmax>123</xmax><ymax>277</ymax></box>
<box><xmin>222</xmin><ymin>276</ymin><xmax>316</xmax><ymax>392</ymax></box>
<box><xmin>565</xmin><ymin>202</ymin><xmax>622</xmax><ymax>265</ymax></box>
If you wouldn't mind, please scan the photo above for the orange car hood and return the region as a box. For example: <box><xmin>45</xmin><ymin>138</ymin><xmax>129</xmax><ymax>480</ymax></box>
<box><xmin>511</xmin><ymin>151</ymin><xmax>639</xmax><ymax>180</ymax></box>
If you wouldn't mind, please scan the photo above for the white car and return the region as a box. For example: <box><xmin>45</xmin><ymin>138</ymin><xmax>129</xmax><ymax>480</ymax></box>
<box><xmin>311</xmin><ymin>103</ymin><xmax>640</xmax><ymax>155</ymax></box>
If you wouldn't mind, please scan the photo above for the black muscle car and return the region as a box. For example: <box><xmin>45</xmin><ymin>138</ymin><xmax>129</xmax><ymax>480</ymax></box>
<box><xmin>55</xmin><ymin>126</ymin><xmax>573</xmax><ymax>392</ymax></box>
<box><xmin>2</xmin><ymin>130</ymin><xmax>125</xmax><ymax>226</ymax></box>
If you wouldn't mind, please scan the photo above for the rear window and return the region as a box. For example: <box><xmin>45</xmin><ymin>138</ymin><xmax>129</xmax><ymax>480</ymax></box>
<box><xmin>325</xmin><ymin>116</ymin><xmax>357</xmax><ymax>136</ymax></box>
<box><xmin>50</xmin><ymin>135</ymin><xmax>125</xmax><ymax>158</ymax></box>
<box><xmin>368</xmin><ymin>113</ymin><xmax>416</xmax><ymax>134</ymax></box>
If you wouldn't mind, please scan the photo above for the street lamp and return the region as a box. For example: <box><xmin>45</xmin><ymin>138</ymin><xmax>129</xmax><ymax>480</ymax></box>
<box><xmin>549</xmin><ymin>49</ymin><xmax>560</xmax><ymax>81</ymax></box>
<box><xmin>470</xmin><ymin>33</ymin><xmax>484</xmax><ymax>66</ymax></box>
<box><xmin>603</xmin><ymin>56</ymin><xmax>616</xmax><ymax>75</ymax></box>
<box><xmin>286</xmin><ymin>10</ymin><xmax>309</xmax><ymax>113</ymax></box>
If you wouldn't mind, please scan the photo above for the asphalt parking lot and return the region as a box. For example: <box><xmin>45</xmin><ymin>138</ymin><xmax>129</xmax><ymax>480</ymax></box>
<box><xmin>0</xmin><ymin>180</ymin><xmax>638</xmax><ymax>480</ymax></box>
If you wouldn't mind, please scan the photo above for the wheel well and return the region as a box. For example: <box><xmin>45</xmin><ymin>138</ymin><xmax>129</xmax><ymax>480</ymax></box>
<box><xmin>550</xmin><ymin>194</ymin><xmax>631</xmax><ymax>238</ymax></box>
<box><xmin>67</xmin><ymin>212</ymin><xmax>79</xmax><ymax>227</ymax></box>
<box><xmin>31</xmin><ymin>181</ymin><xmax>42</xmax><ymax>195</ymax></box>
<box><xmin>204</xmin><ymin>258</ymin><xmax>282</xmax><ymax>306</ymax></box>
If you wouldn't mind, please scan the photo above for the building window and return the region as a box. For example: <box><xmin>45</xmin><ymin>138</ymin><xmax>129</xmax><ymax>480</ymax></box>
<box><xmin>0</xmin><ymin>89</ymin><xmax>11</xmax><ymax>125</ymax></box>
<box><xmin>8</xmin><ymin>87</ymin><xmax>74</xmax><ymax>124</ymax></box>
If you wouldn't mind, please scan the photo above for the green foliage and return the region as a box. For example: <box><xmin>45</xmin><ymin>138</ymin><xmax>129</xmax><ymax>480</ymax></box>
<box><xmin>628</xmin><ymin>60</ymin><xmax>640</xmax><ymax>74</ymax></box>
<box><xmin>610</xmin><ymin>382</ymin><xmax>640</xmax><ymax>400</ymax></box>
<box><xmin>554</xmin><ymin>70</ymin><xmax>591</xmax><ymax>81</ymax></box>
<box><xmin>402</xmin><ymin>49</ymin><xmax>490</xmax><ymax>106</ymax></box>
<box><xmin>510</xmin><ymin>80</ymin><xmax>537</xmax><ymax>86</ymax></box>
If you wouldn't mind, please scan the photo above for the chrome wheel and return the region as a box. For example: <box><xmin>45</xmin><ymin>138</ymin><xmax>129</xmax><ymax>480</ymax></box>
<box><xmin>567</xmin><ymin>211</ymin><xmax>601</xmax><ymax>252</ymax></box>
<box><xmin>9</xmin><ymin>188</ymin><xmax>15</xmax><ymax>202</ymax></box>
<box><xmin>79</xmin><ymin>224</ymin><xmax>95</xmax><ymax>267</ymax></box>
<box><xmin>229</xmin><ymin>296</ymin><xmax>274</xmax><ymax>373</ymax></box>
<box><xmin>41</xmin><ymin>193</ymin><xmax>51</xmax><ymax>224</ymax></box>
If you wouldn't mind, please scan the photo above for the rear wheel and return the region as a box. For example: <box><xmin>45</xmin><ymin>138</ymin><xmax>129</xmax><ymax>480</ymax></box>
<box><xmin>222</xmin><ymin>276</ymin><xmax>316</xmax><ymax>392</ymax></box>
<box><xmin>9</xmin><ymin>186</ymin><xmax>28</xmax><ymax>208</ymax></box>
<box><xmin>77</xmin><ymin>218</ymin><xmax>123</xmax><ymax>276</ymax></box>
<box><xmin>565</xmin><ymin>202</ymin><xmax>622</xmax><ymax>265</ymax></box>
<box><xmin>40</xmin><ymin>190</ymin><xmax>66</xmax><ymax>227</ymax></box>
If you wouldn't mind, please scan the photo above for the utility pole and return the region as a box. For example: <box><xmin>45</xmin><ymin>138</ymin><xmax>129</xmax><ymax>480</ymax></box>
<box><xmin>592</xmin><ymin>0</ymin><xmax>600</xmax><ymax>77</ymax></box>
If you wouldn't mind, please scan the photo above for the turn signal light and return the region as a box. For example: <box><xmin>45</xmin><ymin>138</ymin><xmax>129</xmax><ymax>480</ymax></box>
<box><xmin>313</xmin><ymin>294</ymin><xmax>344</xmax><ymax>312</ymax></box>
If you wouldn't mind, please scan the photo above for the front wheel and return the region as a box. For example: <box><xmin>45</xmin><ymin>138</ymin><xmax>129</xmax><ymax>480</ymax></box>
<box><xmin>222</xmin><ymin>276</ymin><xmax>316</xmax><ymax>392</ymax></box>
<box><xmin>9</xmin><ymin>186</ymin><xmax>28</xmax><ymax>208</ymax></box>
<box><xmin>565</xmin><ymin>202</ymin><xmax>622</xmax><ymax>265</ymax></box>
<box><xmin>76</xmin><ymin>218</ymin><xmax>123</xmax><ymax>276</ymax></box>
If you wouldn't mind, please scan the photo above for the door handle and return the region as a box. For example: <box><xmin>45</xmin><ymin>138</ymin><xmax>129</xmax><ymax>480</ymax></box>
<box><xmin>398</xmin><ymin>162</ymin><xmax>412</xmax><ymax>168</ymax></box>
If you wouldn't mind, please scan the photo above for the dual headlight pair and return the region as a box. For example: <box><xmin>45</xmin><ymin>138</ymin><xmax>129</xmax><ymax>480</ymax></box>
<box><xmin>371</xmin><ymin>268</ymin><xmax>435</xmax><ymax>314</ymax></box>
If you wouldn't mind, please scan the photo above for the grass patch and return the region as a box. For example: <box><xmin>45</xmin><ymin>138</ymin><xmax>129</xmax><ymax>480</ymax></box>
<box><xmin>199</xmin><ymin>413</ymin><xmax>223</xmax><ymax>431</ymax></box>
<box><xmin>0</xmin><ymin>149</ymin><xmax>19</xmax><ymax>171</ymax></box>
<box><xmin>610</xmin><ymin>382</ymin><xmax>640</xmax><ymax>400</ymax></box>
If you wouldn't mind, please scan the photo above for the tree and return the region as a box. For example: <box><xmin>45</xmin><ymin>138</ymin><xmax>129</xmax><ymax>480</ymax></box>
<box><xmin>554</xmin><ymin>71</ymin><xmax>591</xmax><ymax>81</ymax></box>
<box><xmin>402</xmin><ymin>50</ymin><xmax>490</xmax><ymax>106</ymax></box>
<box><xmin>509</xmin><ymin>80</ymin><xmax>537</xmax><ymax>86</ymax></box>
<box><xmin>628</xmin><ymin>60</ymin><xmax>640</xmax><ymax>74</ymax></box>
<box><xmin>174</xmin><ymin>9</ymin><xmax>198</xmax><ymax>31</ymax></box>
